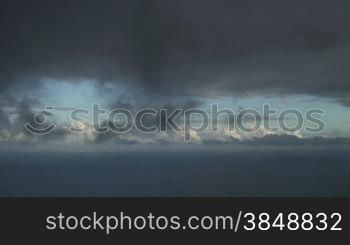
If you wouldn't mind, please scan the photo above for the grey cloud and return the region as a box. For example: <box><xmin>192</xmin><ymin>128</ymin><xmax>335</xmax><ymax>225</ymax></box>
<box><xmin>336</xmin><ymin>96</ymin><xmax>350</xmax><ymax>107</ymax></box>
<box><xmin>240</xmin><ymin>134</ymin><xmax>350</xmax><ymax>145</ymax></box>
<box><xmin>0</xmin><ymin>109</ymin><xmax>10</xmax><ymax>129</ymax></box>
<box><xmin>0</xmin><ymin>0</ymin><xmax>349</xmax><ymax>105</ymax></box>
<box><xmin>10</xmin><ymin>99</ymin><xmax>69</xmax><ymax>142</ymax></box>
<box><xmin>92</xmin><ymin>99</ymin><xmax>201</xmax><ymax>144</ymax></box>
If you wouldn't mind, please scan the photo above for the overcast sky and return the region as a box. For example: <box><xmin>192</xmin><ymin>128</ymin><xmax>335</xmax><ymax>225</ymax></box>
<box><xmin>1</xmin><ymin>0</ymin><xmax>350</xmax><ymax>147</ymax></box>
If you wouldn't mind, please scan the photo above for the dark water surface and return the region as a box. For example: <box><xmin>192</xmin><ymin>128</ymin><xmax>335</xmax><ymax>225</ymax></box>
<box><xmin>1</xmin><ymin>147</ymin><xmax>349</xmax><ymax>196</ymax></box>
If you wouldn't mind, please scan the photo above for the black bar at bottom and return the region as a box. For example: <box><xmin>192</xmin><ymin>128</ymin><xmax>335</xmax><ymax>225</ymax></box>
<box><xmin>0</xmin><ymin>198</ymin><xmax>348</xmax><ymax>243</ymax></box>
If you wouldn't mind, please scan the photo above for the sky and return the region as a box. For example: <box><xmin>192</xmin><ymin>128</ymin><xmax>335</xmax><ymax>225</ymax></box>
<box><xmin>1</xmin><ymin>0</ymin><xmax>350</xmax><ymax>149</ymax></box>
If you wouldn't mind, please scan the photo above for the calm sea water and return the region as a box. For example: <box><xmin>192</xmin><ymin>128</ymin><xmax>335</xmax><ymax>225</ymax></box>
<box><xmin>1</xmin><ymin>147</ymin><xmax>349</xmax><ymax>196</ymax></box>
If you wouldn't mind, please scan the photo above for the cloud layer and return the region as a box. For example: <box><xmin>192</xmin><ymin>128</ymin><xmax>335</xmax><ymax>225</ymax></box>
<box><xmin>1</xmin><ymin>1</ymin><xmax>350</xmax><ymax>147</ymax></box>
<box><xmin>1</xmin><ymin>0</ymin><xmax>350</xmax><ymax>102</ymax></box>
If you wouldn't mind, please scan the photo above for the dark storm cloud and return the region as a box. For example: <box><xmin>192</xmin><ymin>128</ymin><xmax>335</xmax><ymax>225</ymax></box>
<box><xmin>14</xmin><ymin>98</ymin><xmax>43</xmax><ymax>126</ymax></box>
<box><xmin>336</xmin><ymin>96</ymin><xmax>350</xmax><ymax>107</ymax></box>
<box><xmin>92</xmin><ymin>98</ymin><xmax>200</xmax><ymax>144</ymax></box>
<box><xmin>1</xmin><ymin>0</ymin><xmax>350</xmax><ymax>102</ymax></box>
<box><xmin>0</xmin><ymin>94</ymin><xmax>16</xmax><ymax>107</ymax></box>
<box><xmin>0</xmin><ymin>109</ymin><xmax>10</xmax><ymax>129</ymax></box>
<box><xmin>7</xmin><ymin>99</ymin><xmax>63</xmax><ymax>138</ymax></box>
